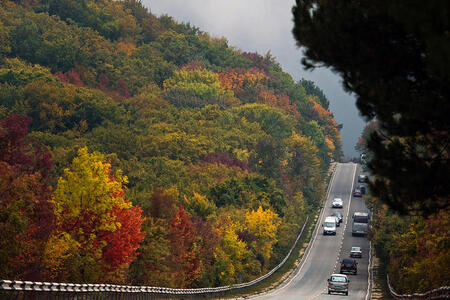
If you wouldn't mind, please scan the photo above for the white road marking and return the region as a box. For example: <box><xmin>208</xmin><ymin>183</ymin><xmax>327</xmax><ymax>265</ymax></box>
<box><xmin>309</xmin><ymin>163</ymin><xmax>357</xmax><ymax>299</ymax></box>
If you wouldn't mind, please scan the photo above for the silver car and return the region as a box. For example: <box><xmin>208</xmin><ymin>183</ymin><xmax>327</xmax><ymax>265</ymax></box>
<box><xmin>332</xmin><ymin>197</ymin><xmax>343</xmax><ymax>208</ymax></box>
<box><xmin>328</xmin><ymin>273</ymin><xmax>349</xmax><ymax>295</ymax></box>
<box><xmin>350</xmin><ymin>246</ymin><xmax>362</xmax><ymax>258</ymax></box>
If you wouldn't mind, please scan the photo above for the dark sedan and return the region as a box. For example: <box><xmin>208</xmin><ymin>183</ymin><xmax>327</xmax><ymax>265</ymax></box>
<box><xmin>340</xmin><ymin>258</ymin><xmax>358</xmax><ymax>275</ymax></box>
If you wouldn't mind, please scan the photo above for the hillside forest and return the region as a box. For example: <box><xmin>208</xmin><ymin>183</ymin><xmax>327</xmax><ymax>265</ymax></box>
<box><xmin>0</xmin><ymin>0</ymin><xmax>341</xmax><ymax>287</ymax></box>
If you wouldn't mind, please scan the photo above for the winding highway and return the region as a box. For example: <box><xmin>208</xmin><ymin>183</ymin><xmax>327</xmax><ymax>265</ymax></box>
<box><xmin>257</xmin><ymin>163</ymin><xmax>371</xmax><ymax>300</ymax></box>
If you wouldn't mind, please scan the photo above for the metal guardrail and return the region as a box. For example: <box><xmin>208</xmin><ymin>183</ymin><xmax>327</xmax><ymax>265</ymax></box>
<box><xmin>387</xmin><ymin>275</ymin><xmax>450</xmax><ymax>299</ymax></box>
<box><xmin>0</xmin><ymin>216</ymin><xmax>309</xmax><ymax>299</ymax></box>
<box><xmin>0</xmin><ymin>279</ymin><xmax>229</xmax><ymax>299</ymax></box>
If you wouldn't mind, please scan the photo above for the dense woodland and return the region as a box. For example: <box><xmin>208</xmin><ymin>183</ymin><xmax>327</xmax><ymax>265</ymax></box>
<box><xmin>0</xmin><ymin>0</ymin><xmax>342</xmax><ymax>287</ymax></box>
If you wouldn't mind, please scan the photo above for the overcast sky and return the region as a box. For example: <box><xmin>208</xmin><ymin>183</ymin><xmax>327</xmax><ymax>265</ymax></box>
<box><xmin>143</xmin><ymin>0</ymin><xmax>366</xmax><ymax>157</ymax></box>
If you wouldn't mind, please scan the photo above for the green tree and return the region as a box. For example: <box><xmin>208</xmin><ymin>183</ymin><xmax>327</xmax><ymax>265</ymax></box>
<box><xmin>0</xmin><ymin>21</ymin><xmax>11</xmax><ymax>59</ymax></box>
<box><xmin>300</xmin><ymin>78</ymin><xmax>329</xmax><ymax>110</ymax></box>
<box><xmin>233</xmin><ymin>104</ymin><xmax>294</xmax><ymax>140</ymax></box>
<box><xmin>183</xmin><ymin>192</ymin><xmax>216</xmax><ymax>218</ymax></box>
<box><xmin>285</xmin><ymin>132</ymin><xmax>322</xmax><ymax>204</ymax></box>
<box><xmin>302</xmin><ymin>120</ymin><xmax>326</xmax><ymax>158</ymax></box>
<box><xmin>163</xmin><ymin>68</ymin><xmax>233</xmax><ymax>107</ymax></box>
<box><xmin>10</xmin><ymin>19</ymin><xmax>42</xmax><ymax>62</ymax></box>
<box><xmin>154</xmin><ymin>30</ymin><xmax>193</xmax><ymax>66</ymax></box>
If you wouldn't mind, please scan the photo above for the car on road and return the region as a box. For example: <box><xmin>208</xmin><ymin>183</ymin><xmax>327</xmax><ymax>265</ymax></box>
<box><xmin>331</xmin><ymin>212</ymin><xmax>343</xmax><ymax>224</ymax></box>
<box><xmin>340</xmin><ymin>258</ymin><xmax>358</xmax><ymax>275</ymax></box>
<box><xmin>358</xmin><ymin>185</ymin><xmax>366</xmax><ymax>194</ymax></box>
<box><xmin>352</xmin><ymin>222</ymin><xmax>369</xmax><ymax>236</ymax></box>
<box><xmin>358</xmin><ymin>174</ymin><xmax>369</xmax><ymax>183</ymax></box>
<box><xmin>332</xmin><ymin>197</ymin><xmax>343</xmax><ymax>208</ymax></box>
<box><xmin>353</xmin><ymin>188</ymin><xmax>362</xmax><ymax>197</ymax></box>
<box><xmin>352</xmin><ymin>212</ymin><xmax>370</xmax><ymax>236</ymax></box>
<box><xmin>327</xmin><ymin>273</ymin><xmax>349</xmax><ymax>295</ymax></box>
<box><xmin>323</xmin><ymin>216</ymin><xmax>337</xmax><ymax>235</ymax></box>
<box><xmin>350</xmin><ymin>247</ymin><xmax>362</xmax><ymax>258</ymax></box>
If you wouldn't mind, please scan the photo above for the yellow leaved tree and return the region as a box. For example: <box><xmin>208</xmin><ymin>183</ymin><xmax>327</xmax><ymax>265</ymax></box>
<box><xmin>52</xmin><ymin>147</ymin><xmax>130</xmax><ymax>232</ymax></box>
<box><xmin>245</xmin><ymin>206</ymin><xmax>281</xmax><ymax>262</ymax></box>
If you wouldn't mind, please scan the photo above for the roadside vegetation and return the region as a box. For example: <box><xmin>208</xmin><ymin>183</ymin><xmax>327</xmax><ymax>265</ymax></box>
<box><xmin>360</xmin><ymin>123</ymin><xmax>449</xmax><ymax>294</ymax></box>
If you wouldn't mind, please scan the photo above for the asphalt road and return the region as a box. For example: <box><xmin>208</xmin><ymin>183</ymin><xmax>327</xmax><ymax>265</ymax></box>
<box><xmin>257</xmin><ymin>163</ymin><xmax>371</xmax><ymax>300</ymax></box>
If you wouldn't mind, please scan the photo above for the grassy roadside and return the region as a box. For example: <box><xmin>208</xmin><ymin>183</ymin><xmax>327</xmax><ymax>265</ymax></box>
<box><xmin>370</xmin><ymin>256</ymin><xmax>394</xmax><ymax>300</ymax></box>
<box><xmin>223</xmin><ymin>163</ymin><xmax>337</xmax><ymax>299</ymax></box>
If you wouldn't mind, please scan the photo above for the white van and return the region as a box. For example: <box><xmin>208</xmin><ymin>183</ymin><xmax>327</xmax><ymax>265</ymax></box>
<box><xmin>323</xmin><ymin>216</ymin><xmax>337</xmax><ymax>235</ymax></box>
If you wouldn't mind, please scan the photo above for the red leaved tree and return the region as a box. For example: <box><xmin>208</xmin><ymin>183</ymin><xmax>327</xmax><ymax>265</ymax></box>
<box><xmin>0</xmin><ymin>115</ymin><xmax>55</xmax><ymax>280</ymax></box>
<box><xmin>202</xmin><ymin>152</ymin><xmax>249</xmax><ymax>171</ymax></box>
<box><xmin>101</xmin><ymin>206</ymin><xmax>145</xmax><ymax>270</ymax></box>
<box><xmin>166</xmin><ymin>205</ymin><xmax>201</xmax><ymax>287</ymax></box>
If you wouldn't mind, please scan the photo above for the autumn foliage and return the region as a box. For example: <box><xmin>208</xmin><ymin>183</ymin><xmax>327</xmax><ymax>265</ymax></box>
<box><xmin>166</xmin><ymin>205</ymin><xmax>201</xmax><ymax>287</ymax></box>
<box><xmin>46</xmin><ymin>147</ymin><xmax>145</xmax><ymax>282</ymax></box>
<box><xmin>370</xmin><ymin>199</ymin><xmax>450</xmax><ymax>293</ymax></box>
<box><xmin>0</xmin><ymin>115</ymin><xmax>55</xmax><ymax>280</ymax></box>
<box><xmin>0</xmin><ymin>118</ymin><xmax>145</xmax><ymax>282</ymax></box>
<box><xmin>218</xmin><ymin>68</ymin><xmax>267</xmax><ymax>92</ymax></box>
<box><xmin>0</xmin><ymin>0</ymin><xmax>342</xmax><ymax>287</ymax></box>
<box><xmin>101</xmin><ymin>206</ymin><xmax>145</xmax><ymax>270</ymax></box>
